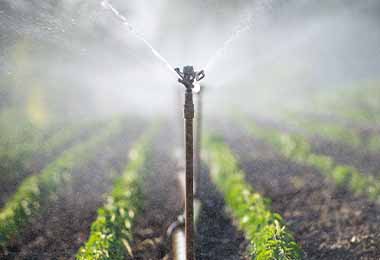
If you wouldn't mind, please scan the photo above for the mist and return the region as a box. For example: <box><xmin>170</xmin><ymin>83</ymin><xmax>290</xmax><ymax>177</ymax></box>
<box><xmin>2</xmin><ymin>1</ymin><xmax>380</xmax><ymax>259</ymax></box>
<box><xmin>1</xmin><ymin>0</ymin><xmax>380</xmax><ymax>123</ymax></box>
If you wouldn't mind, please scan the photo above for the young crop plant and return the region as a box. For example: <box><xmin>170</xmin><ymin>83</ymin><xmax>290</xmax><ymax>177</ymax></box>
<box><xmin>284</xmin><ymin>113</ymin><xmax>380</xmax><ymax>154</ymax></box>
<box><xmin>0</xmin><ymin>118</ymin><xmax>127</xmax><ymax>248</ymax></box>
<box><xmin>245</xmin><ymin>121</ymin><xmax>380</xmax><ymax>202</ymax></box>
<box><xmin>0</xmin><ymin>108</ymin><xmax>64</xmax><ymax>167</ymax></box>
<box><xmin>296</xmin><ymin>81</ymin><xmax>380</xmax><ymax>125</ymax></box>
<box><xmin>0</xmin><ymin>119</ymin><xmax>104</xmax><ymax>185</ymax></box>
<box><xmin>38</xmin><ymin>119</ymin><xmax>105</xmax><ymax>156</ymax></box>
<box><xmin>286</xmin><ymin>114</ymin><xmax>361</xmax><ymax>147</ymax></box>
<box><xmin>76</xmin><ymin>124</ymin><xmax>158</xmax><ymax>260</ymax></box>
<box><xmin>204</xmin><ymin>135</ymin><xmax>302</xmax><ymax>260</ymax></box>
<box><xmin>328</xmin><ymin>82</ymin><xmax>380</xmax><ymax>124</ymax></box>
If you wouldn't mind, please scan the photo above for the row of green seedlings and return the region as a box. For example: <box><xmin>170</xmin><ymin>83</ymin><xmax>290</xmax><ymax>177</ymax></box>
<box><xmin>0</xmin><ymin>108</ymin><xmax>52</xmax><ymax>182</ymax></box>
<box><xmin>0</xmin><ymin>107</ymin><xmax>74</xmax><ymax>169</ymax></box>
<box><xmin>76</xmin><ymin>124</ymin><xmax>158</xmax><ymax>260</ymax></box>
<box><xmin>284</xmin><ymin>113</ymin><xmax>380</xmax><ymax>153</ymax></box>
<box><xmin>0</xmin><ymin>117</ymin><xmax>105</xmax><ymax>185</ymax></box>
<box><xmin>327</xmin><ymin>82</ymin><xmax>380</xmax><ymax>124</ymax></box>
<box><xmin>245</xmin><ymin>121</ymin><xmax>380</xmax><ymax>202</ymax></box>
<box><xmin>302</xmin><ymin>81</ymin><xmax>380</xmax><ymax>125</ymax></box>
<box><xmin>204</xmin><ymin>135</ymin><xmax>302</xmax><ymax>260</ymax></box>
<box><xmin>0</xmin><ymin>118</ymin><xmax>127</xmax><ymax>248</ymax></box>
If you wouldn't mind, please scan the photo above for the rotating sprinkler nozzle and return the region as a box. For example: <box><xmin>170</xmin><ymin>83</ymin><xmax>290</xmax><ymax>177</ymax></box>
<box><xmin>175</xmin><ymin>66</ymin><xmax>205</xmax><ymax>260</ymax></box>
<box><xmin>175</xmin><ymin>66</ymin><xmax>205</xmax><ymax>90</ymax></box>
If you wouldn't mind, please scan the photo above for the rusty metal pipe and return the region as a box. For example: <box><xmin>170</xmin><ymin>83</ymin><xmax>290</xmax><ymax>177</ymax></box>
<box><xmin>171</xmin><ymin>173</ymin><xmax>201</xmax><ymax>260</ymax></box>
<box><xmin>184</xmin><ymin>88</ymin><xmax>194</xmax><ymax>260</ymax></box>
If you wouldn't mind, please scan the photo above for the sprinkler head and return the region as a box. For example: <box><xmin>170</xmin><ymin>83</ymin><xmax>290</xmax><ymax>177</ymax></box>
<box><xmin>175</xmin><ymin>66</ymin><xmax>205</xmax><ymax>90</ymax></box>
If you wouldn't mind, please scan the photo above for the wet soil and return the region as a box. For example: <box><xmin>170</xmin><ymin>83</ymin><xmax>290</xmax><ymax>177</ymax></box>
<box><xmin>0</xmin><ymin>125</ymin><xmax>100</xmax><ymax>209</ymax></box>
<box><xmin>1</xmin><ymin>119</ymin><xmax>247</xmax><ymax>260</ymax></box>
<box><xmin>130</xmin><ymin>122</ymin><xmax>251</xmax><ymax>260</ymax></box>
<box><xmin>5</xmin><ymin>114</ymin><xmax>378</xmax><ymax>259</ymax></box>
<box><xmin>217</xmin><ymin>122</ymin><xmax>380</xmax><ymax>260</ymax></box>
<box><xmin>196</xmin><ymin>164</ymin><xmax>248</xmax><ymax>260</ymax></box>
<box><xmin>271</xmin><ymin>113</ymin><xmax>380</xmax><ymax>178</ymax></box>
<box><xmin>297</xmin><ymin>113</ymin><xmax>380</xmax><ymax>137</ymax></box>
<box><xmin>130</xmin><ymin>125</ymin><xmax>182</xmax><ymax>259</ymax></box>
<box><xmin>0</xmin><ymin>124</ymin><xmax>141</xmax><ymax>260</ymax></box>
<box><xmin>310</xmin><ymin>137</ymin><xmax>380</xmax><ymax>177</ymax></box>
<box><xmin>252</xmin><ymin>115</ymin><xmax>380</xmax><ymax>178</ymax></box>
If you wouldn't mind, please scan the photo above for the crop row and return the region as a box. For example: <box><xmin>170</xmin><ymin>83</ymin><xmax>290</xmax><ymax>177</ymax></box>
<box><xmin>0</xmin><ymin>118</ymin><xmax>104</xmax><ymax>184</ymax></box>
<box><xmin>284</xmin><ymin>113</ymin><xmax>380</xmax><ymax>153</ymax></box>
<box><xmin>204</xmin><ymin>135</ymin><xmax>302</xmax><ymax>260</ymax></box>
<box><xmin>0</xmin><ymin>118</ymin><xmax>127</xmax><ymax>248</ymax></box>
<box><xmin>326</xmin><ymin>82</ymin><xmax>380</xmax><ymax>124</ymax></box>
<box><xmin>76</xmin><ymin>124</ymin><xmax>158</xmax><ymax>260</ymax></box>
<box><xmin>0</xmin><ymin>109</ymin><xmax>51</xmax><ymax>181</ymax></box>
<box><xmin>301</xmin><ymin>81</ymin><xmax>380</xmax><ymax>125</ymax></box>
<box><xmin>245</xmin><ymin>120</ymin><xmax>380</xmax><ymax>202</ymax></box>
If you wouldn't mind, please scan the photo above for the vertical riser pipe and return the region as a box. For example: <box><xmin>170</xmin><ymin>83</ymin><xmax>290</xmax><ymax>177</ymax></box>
<box><xmin>184</xmin><ymin>88</ymin><xmax>194</xmax><ymax>260</ymax></box>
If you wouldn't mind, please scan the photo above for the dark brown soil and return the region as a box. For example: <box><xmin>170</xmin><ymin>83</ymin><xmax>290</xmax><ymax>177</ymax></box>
<box><xmin>119</xmin><ymin>117</ymin><xmax>266</xmax><ymax>259</ymax></box>
<box><xmin>217</xmin><ymin>122</ymin><xmax>380</xmax><ymax>260</ymax></box>
<box><xmin>1</xmin><ymin>119</ymin><xmax>248</xmax><ymax>260</ymax></box>
<box><xmin>309</xmin><ymin>137</ymin><xmax>380</xmax><ymax>177</ymax></box>
<box><xmin>6</xmin><ymin>115</ymin><xmax>378</xmax><ymax>259</ymax></box>
<box><xmin>1</xmin><ymin>124</ymin><xmax>142</xmax><ymax>260</ymax></box>
<box><xmin>196</xmin><ymin>164</ymin><xmax>248</xmax><ymax>260</ymax></box>
<box><xmin>0</xmin><ymin>124</ymin><xmax>101</xmax><ymax>209</ymax></box>
<box><xmin>270</xmin><ymin>113</ymin><xmax>380</xmax><ymax>178</ymax></box>
<box><xmin>296</xmin><ymin>113</ymin><xmax>380</xmax><ymax>137</ymax></box>
<box><xmin>130</xmin><ymin>124</ymin><xmax>248</xmax><ymax>260</ymax></box>
<box><xmin>130</xmin><ymin>125</ymin><xmax>183</xmax><ymax>259</ymax></box>
<box><xmin>251</xmin><ymin>115</ymin><xmax>380</xmax><ymax>178</ymax></box>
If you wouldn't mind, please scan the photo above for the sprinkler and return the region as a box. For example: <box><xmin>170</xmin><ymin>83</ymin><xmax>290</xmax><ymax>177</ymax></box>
<box><xmin>175</xmin><ymin>66</ymin><xmax>205</xmax><ymax>89</ymax></box>
<box><xmin>175</xmin><ymin>66</ymin><xmax>205</xmax><ymax>260</ymax></box>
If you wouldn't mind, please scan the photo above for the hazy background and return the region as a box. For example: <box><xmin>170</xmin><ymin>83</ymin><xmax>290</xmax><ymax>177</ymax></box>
<box><xmin>1</xmin><ymin>0</ymin><xmax>380</xmax><ymax>127</ymax></box>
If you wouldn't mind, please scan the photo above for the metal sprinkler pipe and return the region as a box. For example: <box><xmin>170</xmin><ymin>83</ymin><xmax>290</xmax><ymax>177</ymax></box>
<box><xmin>184</xmin><ymin>87</ymin><xmax>194</xmax><ymax>260</ymax></box>
<box><xmin>175</xmin><ymin>66</ymin><xmax>205</xmax><ymax>260</ymax></box>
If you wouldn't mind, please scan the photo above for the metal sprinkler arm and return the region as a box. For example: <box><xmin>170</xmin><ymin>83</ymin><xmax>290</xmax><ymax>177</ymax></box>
<box><xmin>196</xmin><ymin>70</ymin><xmax>205</xmax><ymax>81</ymax></box>
<box><xmin>174</xmin><ymin>67</ymin><xmax>182</xmax><ymax>76</ymax></box>
<box><xmin>175</xmin><ymin>68</ymin><xmax>193</xmax><ymax>89</ymax></box>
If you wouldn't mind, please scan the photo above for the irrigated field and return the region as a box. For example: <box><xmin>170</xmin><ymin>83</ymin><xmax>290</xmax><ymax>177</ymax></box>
<box><xmin>1</xmin><ymin>0</ymin><xmax>380</xmax><ymax>259</ymax></box>
<box><xmin>1</xmin><ymin>85</ymin><xmax>380</xmax><ymax>260</ymax></box>
<box><xmin>0</xmin><ymin>82</ymin><xmax>380</xmax><ymax>260</ymax></box>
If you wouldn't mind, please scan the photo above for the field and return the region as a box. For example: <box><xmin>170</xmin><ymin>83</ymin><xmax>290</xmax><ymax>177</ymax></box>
<box><xmin>1</xmin><ymin>1</ymin><xmax>380</xmax><ymax>259</ymax></box>
<box><xmin>0</xmin><ymin>83</ymin><xmax>379</xmax><ymax>260</ymax></box>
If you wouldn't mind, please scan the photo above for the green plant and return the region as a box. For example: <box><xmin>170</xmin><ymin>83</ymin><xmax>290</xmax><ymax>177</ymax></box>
<box><xmin>368</xmin><ymin>135</ymin><xmax>380</xmax><ymax>153</ymax></box>
<box><xmin>205</xmin><ymin>135</ymin><xmax>302</xmax><ymax>260</ymax></box>
<box><xmin>0</xmin><ymin>118</ymin><xmax>104</xmax><ymax>185</ymax></box>
<box><xmin>283</xmin><ymin>113</ymin><xmax>379</xmax><ymax>153</ymax></box>
<box><xmin>245</xmin><ymin>120</ymin><xmax>380</xmax><ymax>203</ymax></box>
<box><xmin>76</xmin><ymin>124</ymin><xmax>158</xmax><ymax>260</ymax></box>
<box><xmin>0</xmin><ymin>118</ymin><xmax>126</xmax><ymax>248</ymax></box>
<box><xmin>302</xmin><ymin>81</ymin><xmax>380</xmax><ymax>124</ymax></box>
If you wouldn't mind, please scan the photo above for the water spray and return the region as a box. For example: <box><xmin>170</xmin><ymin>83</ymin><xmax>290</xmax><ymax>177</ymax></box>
<box><xmin>175</xmin><ymin>66</ymin><xmax>205</xmax><ymax>260</ymax></box>
<box><xmin>101</xmin><ymin>0</ymin><xmax>177</xmax><ymax>78</ymax></box>
<box><xmin>194</xmin><ymin>85</ymin><xmax>204</xmax><ymax>197</ymax></box>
